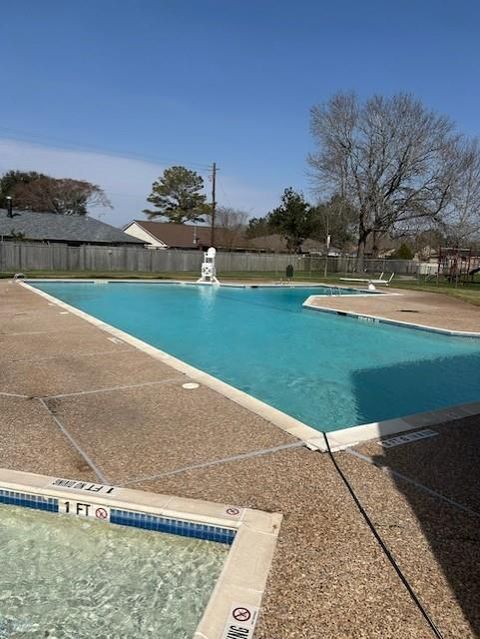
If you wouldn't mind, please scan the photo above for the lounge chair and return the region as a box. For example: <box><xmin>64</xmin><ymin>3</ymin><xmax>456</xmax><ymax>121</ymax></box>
<box><xmin>340</xmin><ymin>272</ymin><xmax>395</xmax><ymax>286</ymax></box>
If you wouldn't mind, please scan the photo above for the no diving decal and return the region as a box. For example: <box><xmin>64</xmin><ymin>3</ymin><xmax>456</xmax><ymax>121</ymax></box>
<box><xmin>222</xmin><ymin>603</ymin><xmax>259</xmax><ymax>639</ymax></box>
<box><xmin>59</xmin><ymin>499</ymin><xmax>111</xmax><ymax>522</ymax></box>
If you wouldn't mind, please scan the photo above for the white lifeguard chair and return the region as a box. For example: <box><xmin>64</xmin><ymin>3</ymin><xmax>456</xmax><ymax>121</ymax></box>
<box><xmin>197</xmin><ymin>247</ymin><xmax>220</xmax><ymax>284</ymax></box>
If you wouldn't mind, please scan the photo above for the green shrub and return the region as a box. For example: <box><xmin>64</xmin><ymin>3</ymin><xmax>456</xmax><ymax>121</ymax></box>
<box><xmin>392</xmin><ymin>243</ymin><xmax>414</xmax><ymax>260</ymax></box>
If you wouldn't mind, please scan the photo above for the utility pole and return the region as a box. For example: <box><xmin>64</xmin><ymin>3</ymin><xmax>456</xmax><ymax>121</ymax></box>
<box><xmin>210</xmin><ymin>162</ymin><xmax>217</xmax><ymax>247</ymax></box>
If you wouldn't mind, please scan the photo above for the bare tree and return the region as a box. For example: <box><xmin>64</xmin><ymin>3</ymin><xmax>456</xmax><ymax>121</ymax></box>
<box><xmin>207</xmin><ymin>206</ymin><xmax>249</xmax><ymax>250</ymax></box>
<box><xmin>312</xmin><ymin>194</ymin><xmax>357</xmax><ymax>251</ymax></box>
<box><xmin>308</xmin><ymin>92</ymin><xmax>470</xmax><ymax>265</ymax></box>
<box><xmin>12</xmin><ymin>176</ymin><xmax>111</xmax><ymax>215</ymax></box>
<box><xmin>442</xmin><ymin>138</ymin><xmax>480</xmax><ymax>244</ymax></box>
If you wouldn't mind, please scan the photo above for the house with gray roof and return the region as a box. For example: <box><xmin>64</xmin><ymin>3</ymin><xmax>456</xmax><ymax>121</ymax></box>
<box><xmin>0</xmin><ymin>209</ymin><xmax>143</xmax><ymax>246</ymax></box>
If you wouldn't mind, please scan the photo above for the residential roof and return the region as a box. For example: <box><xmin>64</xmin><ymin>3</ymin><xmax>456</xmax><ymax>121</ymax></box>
<box><xmin>246</xmin><ymin>233</ymin><xmax>287</xmax><ymax>252</ymax></box>
<box><xmin>129</xmin><ymin>221</ymin><xmax>327</xmax><ymax>253</ymax></box>
<box><xmin>0</xmin><ymin>209</ymin><xmax>143</xmax><ymax>245</ymax></box>
<box><xmin>129</xmin><ymin>220</ymin><xmax>242</xmax><ymax>249</ymax></box>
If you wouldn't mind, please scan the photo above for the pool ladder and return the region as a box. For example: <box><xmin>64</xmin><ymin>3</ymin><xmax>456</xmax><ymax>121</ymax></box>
<box><xmin>328</xmin><ymin>286</ymin><xmax>341</xmax><ymax>296</ymax></box>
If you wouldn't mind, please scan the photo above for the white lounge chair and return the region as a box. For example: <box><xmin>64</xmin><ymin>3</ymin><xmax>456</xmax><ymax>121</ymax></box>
<box><xmin>340</xmin><ymin>272</ymin><xmax>394</xmax><ymax>286</ymax></box>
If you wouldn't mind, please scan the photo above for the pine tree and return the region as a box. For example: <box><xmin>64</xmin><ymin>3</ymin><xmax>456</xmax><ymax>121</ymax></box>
<box><xmin>143</xmin><ymin>166</ymin><xmax>209</xmax><ymax>223</ymax></box>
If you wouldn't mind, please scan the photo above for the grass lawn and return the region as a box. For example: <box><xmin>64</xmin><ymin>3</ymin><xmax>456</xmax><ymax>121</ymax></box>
<box><xmin>0</xmin><ymin>270</ymin><xmax>199</xmax><ymax>280</ymax></box>
<box><xmin>3</xmin><ymin>269</ymin><xmax>480</xmax><ymax>306</ymax></box>
<box><xmin>319</xmin><ymin>274</ymin><xmax>480</xmax><ymax>306</ymax></box>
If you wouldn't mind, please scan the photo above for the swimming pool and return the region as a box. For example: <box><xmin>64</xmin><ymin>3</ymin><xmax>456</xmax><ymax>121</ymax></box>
<box><xmin>0</xmin><ymin>501</ymin><xmax>228</xmax><ymax>639</ymax></box>
<box><xmin>31</xmin><ymin>282</ymin><xmax>480</xmax><ymax>432</ymax></box>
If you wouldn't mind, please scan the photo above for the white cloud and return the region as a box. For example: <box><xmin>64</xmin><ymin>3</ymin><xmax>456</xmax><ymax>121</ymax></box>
<box><xmin>0</xmin><ymin>139</ymin><xmax>278</xmax><ymax>227</ymax></box>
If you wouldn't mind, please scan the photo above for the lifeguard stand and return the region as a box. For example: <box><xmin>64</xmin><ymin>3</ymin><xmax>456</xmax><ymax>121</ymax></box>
<box><xmin>197</xmin><ymin>247</ymin><xmax>220</xmax><ymax>284</ymax></box>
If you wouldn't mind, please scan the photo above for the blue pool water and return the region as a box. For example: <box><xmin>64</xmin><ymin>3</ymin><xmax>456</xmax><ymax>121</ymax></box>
<box><xmin>32</xmin><ymin>282</ymin><xmax>480</xmax><ymax>431</ymax></box>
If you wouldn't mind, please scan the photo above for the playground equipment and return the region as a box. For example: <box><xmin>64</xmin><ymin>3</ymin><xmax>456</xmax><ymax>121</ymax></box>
<box><xmin>437</xmin><ymin>247</ymin><xmax>480</xmax><ymax>284</ymax></box>
<box><xmin>197</xmin><ymin>247</ymin><xmax>220</xmax><ymax>284</ymax></box>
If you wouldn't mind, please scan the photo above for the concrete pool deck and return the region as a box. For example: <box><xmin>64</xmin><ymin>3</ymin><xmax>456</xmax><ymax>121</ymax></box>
<box><xmin>1</xmin><ymin>280</ymin><xmax>479</xmax><ymax>637</ymax></box>
<box><xmin>306</xmin><ymin>285</ymin><xmax>480</xmax><ymax>334</ymax></box>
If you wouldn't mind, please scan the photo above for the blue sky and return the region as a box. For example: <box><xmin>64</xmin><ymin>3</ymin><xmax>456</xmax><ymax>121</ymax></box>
<box><xmin>1</xmin><ymin>0</ymin><xmax>479</xmax><ymax>226</ymax></box>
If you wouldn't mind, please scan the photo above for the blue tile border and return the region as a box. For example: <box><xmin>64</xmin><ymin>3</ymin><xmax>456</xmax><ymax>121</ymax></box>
<box><xmin>0</xmin><ymin>488</ymin><xmax>58</xmax><ymax>512</ymax></box>
<box><xmin>110</xmin><ymin>508</ymin><xmax>236</xmax><ymax>544</ymax></box>
<box><xmin>0</xmin><ymin>486</ymin><xmax>236</xmax><ymax>545</ymax></box>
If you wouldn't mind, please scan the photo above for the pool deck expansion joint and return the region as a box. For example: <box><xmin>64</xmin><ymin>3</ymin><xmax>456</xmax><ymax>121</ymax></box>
<box><xmin>38</xmin><ymin>398</ymin><xmax>109</xmax><ymax>484</ymax></box>
<box><xmin>345</xmin><ymin>446</ymin><xmax>480</xmax><ymax>519</ymax></box>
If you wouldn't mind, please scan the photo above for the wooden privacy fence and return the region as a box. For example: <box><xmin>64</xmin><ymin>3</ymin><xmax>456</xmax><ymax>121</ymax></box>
<box><xmin>0</xmin><ymin>243</ymin><xmax>304</xmax><ymax>273</ymax></box>
<box><xmin>0</xmin><ymin>241</ymin><xmax>422</xmax><ymax>276</ymax></box>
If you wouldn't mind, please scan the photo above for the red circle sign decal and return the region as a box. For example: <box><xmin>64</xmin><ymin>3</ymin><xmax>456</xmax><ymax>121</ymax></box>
<box><xmin>232</xmin><ymin>607</ymin><xmax>251</xmax><ymax>622</ymax></box>
<box><xmin>95</xmin><ymin>507</ymin><xmax>108</xmax><ymax>520</ymax></box>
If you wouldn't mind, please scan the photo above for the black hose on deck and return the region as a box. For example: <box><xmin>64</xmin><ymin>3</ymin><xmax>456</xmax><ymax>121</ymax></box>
<box><xmin>322</xmin><ymin>431</ymin><xmax>445</xmax><ymax>639</ymax></box>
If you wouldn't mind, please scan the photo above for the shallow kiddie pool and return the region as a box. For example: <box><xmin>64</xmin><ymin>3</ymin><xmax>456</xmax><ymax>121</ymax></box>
<box><xmin>0</xmin><ymin>501</ymin><xmax>228</xmax><ymax>638</ymax></box>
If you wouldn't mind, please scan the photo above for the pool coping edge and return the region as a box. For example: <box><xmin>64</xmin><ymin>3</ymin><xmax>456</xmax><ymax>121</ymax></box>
<box><xmin>303</xmin><ymin>295</ymin><xmax>480</xmax><ymax>337</ymax></box>
<box><xmin>323</xmin><ymin>401</ymin><xmax>480</xmax><ymax>450</ymax></box>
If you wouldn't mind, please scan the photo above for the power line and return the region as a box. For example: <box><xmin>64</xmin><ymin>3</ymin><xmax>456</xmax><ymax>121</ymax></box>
<box><xmin>0</xmin><ymin>136</ymin><xmax>224</xmax><ymax>223</ymax></box>
<box><xmin>0</xmin><ymin>126</ymin><xmax>211</xmax><ymax>172</ymax></box>
<box><xmin>218</xmin><ymin>173</ymin><xmax>233</xmax><ymax>208</ymax></box>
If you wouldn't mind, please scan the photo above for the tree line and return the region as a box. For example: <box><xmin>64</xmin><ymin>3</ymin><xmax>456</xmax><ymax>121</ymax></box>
<box><xmin>2</xmin><ymin>91</ymin><xmax>479</xmax><ymax>258</ymax></box>
<box><xmin>142</xmin><ymin>93</ymin><xmax>480</xmax><ymax>257</ymax></box>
